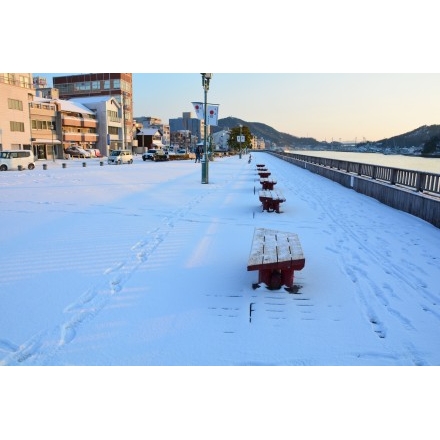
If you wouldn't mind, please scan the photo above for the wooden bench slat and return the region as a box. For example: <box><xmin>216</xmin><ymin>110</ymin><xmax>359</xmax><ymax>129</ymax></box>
<box><xmin>258</xmin><ymin>189</ymin><xmax>285</xmax><ymax>201</ymax></box>
<box><xmin>247</xmin><ymin>228</ymin><xmax>305</xmax><ymax>270</ymax></box>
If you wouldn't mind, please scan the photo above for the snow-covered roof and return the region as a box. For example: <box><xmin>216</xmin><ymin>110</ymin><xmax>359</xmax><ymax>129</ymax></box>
<box><xmin>137</xmin><ymin>128</ymin><xmax>162</xmax><ymax>136</ymax></box>
<box><xmin>57</xmin><ymin>99</ymin><xmax>95</xmax><ymax>114</ymax></box>
<box><xmin>34</xmin><ymin>97</ymin><xmax>95</xmax><ymax>115</ymax></box>
<box><xmin>70</xmin><ymin>96</ymin><xmax>120</xmax><ymax>108</ymax></box>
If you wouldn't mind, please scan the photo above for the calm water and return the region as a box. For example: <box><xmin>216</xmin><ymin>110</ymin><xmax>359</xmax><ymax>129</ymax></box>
<box><xmin>294</xmin><ymin>151</ymin><xmax>440</xmax><ymax>174</ymax></box>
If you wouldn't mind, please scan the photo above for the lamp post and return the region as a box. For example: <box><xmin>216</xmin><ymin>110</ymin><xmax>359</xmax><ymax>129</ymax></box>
<box><xmin>239</xmin><ymin>124</ymin><xmax>243</xmax><ymax>159</ymax></box>
<box><xmin>50</xmin><ymin>124</ymin><xmax>55</xmax><ymax>162</ymax></box>
<box><xmin>121</xmin><ymin>92</ymin><xmax>126</xmax><ymax>151</ymax></box>
<box><xmin>201</xmin><ymin>73</ymin><xmax>212</xmax><ymax>184</ymax></box>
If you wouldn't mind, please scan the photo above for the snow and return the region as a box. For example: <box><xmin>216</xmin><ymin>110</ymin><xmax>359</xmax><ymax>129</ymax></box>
<box><xmin>2</xmin><ymin>151</ymin><xmax>439</xmax><ymax>436</ymax></box>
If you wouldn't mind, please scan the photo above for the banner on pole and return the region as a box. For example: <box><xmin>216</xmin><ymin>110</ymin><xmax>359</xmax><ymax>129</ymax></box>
<box><xmin>207</xmin><ymin>104</ymin><xmax>219</xmax><ymax>126</ymax></box>
<box><xmin>192</xmin><ymin>102</ymin><xmax>204</xmax><ymax>120</ymax></box>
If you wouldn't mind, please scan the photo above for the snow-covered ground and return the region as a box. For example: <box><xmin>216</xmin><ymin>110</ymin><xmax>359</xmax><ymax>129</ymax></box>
<box><xmin>2</xmin><ymin>152</ymin><xmax>439</xmax><ymax>436</ymax></box>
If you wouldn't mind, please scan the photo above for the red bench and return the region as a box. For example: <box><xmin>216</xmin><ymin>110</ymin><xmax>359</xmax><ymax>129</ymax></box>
<box><xmin>260</xmin><ymin>178</ymin><xmax>277</xmax><ymax>190</ymax></box>
<box><xmin>247</xmin><ymin>227</ymin><xmax>305</xmax><ymax>291</ymax></box>
<box><xmin>258</xmin><ymin>170</ymin><xmax>271</xmax><ymax>178</ymax></box>
<box><xmin>259</xmin><ymin>189</ymin><xmax>285</xmax><ymax>213</ymax></box>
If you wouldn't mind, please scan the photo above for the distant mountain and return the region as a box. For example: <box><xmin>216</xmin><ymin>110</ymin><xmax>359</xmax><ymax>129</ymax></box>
<box><xmin>370</xmin><ymin>125</ymin><xmax>440</xmax><ymax>153</ymax></box>
<box><xmin>214</xmin><ymin>117</ymin><xmax>322</xmax><ymax>148</ymax></box>
<box><xmin>214</xmin><ymin>117</ymin><xmax>440</xmax><ymax>156</ymax></box>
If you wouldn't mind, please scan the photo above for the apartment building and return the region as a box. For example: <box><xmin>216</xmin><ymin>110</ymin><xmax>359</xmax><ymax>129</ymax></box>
<box><xmin>69</xmin><ymin>96</ymin><xmax>122</xmax><ymax>156</ymax></box>
<box><xmin>134</xmin><ymin>116</ymin><xmax>170</xmax><ymax>150</ymax></box>
<box><xmin>169</xmin><ymin>112</ymin><xmax>205</xmax><ymax>144</ymax></box>
<box><xmin>0</xmin><ymin>73</ymin><xmax>34</xmax><ymax>151</ymax></box>
<box><xmin>53</xmin><ymin>73</ymin><xmax>133</xmax><ymax>150</ymax></box>
<box><xmin>29</xmin><ymin>91</ymin><xmax>60</xmax><ymax>160</ymax></box>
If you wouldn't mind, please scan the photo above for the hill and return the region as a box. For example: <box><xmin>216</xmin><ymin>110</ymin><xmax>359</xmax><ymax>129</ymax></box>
<box><xmin>367</xmin><ymin>125</ymin><xmax>440</xmax><ymax>155</ymax></box>
<box><xmin>214</xmin><ymin>117</ymin><xmax>322</xmax><ymax>148</ymax></box>
<box><xmin>215</xmin><ymin>117</ymin><xmax>440</xmax><ymax>156</ymax></box>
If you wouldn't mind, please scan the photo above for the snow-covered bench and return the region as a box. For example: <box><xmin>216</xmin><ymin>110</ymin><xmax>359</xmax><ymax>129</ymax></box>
<box><xmin>247</xmin><ymin>227</ymin><xmax>305</xmax><ymax>291</ymax></box>
<box><xmin>260</xmin><ymin>177</ymin><xmax>277</xmax><ymax>190</ymax></box>
<box><xmin>258</xmin><ymin>189</ymin><xmax>286</xmax><ymax>213</ymax></box>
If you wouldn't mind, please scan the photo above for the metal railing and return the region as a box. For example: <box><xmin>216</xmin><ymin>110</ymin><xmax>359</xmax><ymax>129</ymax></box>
<box><xmin>278</xmin><ymin>152</ymin><xmax>440</xmax><ymax>197</ymax></box>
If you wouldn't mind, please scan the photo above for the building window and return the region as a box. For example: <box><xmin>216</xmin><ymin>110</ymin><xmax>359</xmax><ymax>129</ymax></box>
<box><xmin>113</xmin><ymin>79</ymin><xmax>120</xmax><ymax>89</ymax></box>
<box><xmin>103</xmin><ymin>80</ymin><xmax>110</xmax><ymax>90</ymax></box>
<box><xmin>19</xmin><ymin>75</ymin><xmax>31</xmax><ymax>88</ymax></box>
<box><xmin>91</xmin><ymin>81</ymin><xmax>100</xmax><ymax>90</ymax></box>
<box><xmin>74</xmin><ymin>82</ymin><xmax>90</xmax><ymax>92</ymax></box>
<box><xmin>8</xmin><ymin>98</ymin><xmax>23</xmax><ymax>111</ymax></box>
<box><xmin>10</xmin><ymin>121</ymin><xmax>25</xmax><ymax>132</ymax></box>
<box><xmin>58</xmin><ymin>83</ymin><xmax>74</xmax><ymax>94</ymax></box>
<box><xmin>108</xmin><ymin>126</ymin><xmax>119</xmax><ymax>135</ymax></box>
<box><xmin>3</xmin><ymin>73</ymin><xmax>14</xmax><ymax>84</ymax></box>
<box><xmin>32</xmin><ymin>120</ymin><xmax>52</xmax><ymax>130</ymax></box>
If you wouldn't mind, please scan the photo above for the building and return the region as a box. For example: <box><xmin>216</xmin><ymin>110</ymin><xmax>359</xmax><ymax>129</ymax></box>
<box><xmin>0</xmin><ymin>73</ymin><xmax>34</xmax><ymax>151</ymax></box>
<box><xmin>69</xmin><ymin>96</ymin><xmax>122</xmax><ymax>156</ymax></box>
<box><xmin>135</xmin><ymin>116</ymin><xmax>170</xmax><ymax>149</ymax></box>
<box><xmin>135</xmin><ymin>128</ymin><xmax>164</xmax><ymax>152</ymax></box>
<box><xmin>30</xmin><ymin>91</ymin><xmax>60</xmax><ymax>160</ymax></box>
<box><xmin>211</xmin><ymin>130</ymin><xmax>230</xmax><ymax>151</ymax></box>
<box><xmin>53</xmin><ymin>73</ymin><xmax>133</xmax><ymax>150</ymax></box>
<box><xmin>33</xmin><ymin>96</ymin><xmax>98</xmax><ymax>159</ymax></box>
<box><xmin>170</xmin><ymin>130</ymin><xmax>193</xmax><ymax>151</ymax></box>
<box><xmin>169</xmin><ymin>112</ymin><xmax>204</xmax><ymax>144</ymax></box>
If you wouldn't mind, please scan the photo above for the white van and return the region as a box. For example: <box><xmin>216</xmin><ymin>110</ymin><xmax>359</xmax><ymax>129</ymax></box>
<box><xmin>108</xmin><ymin>149</ymin><xmax>133</xmax><ymax>165</ymax></box>
<box><xmin>0</xmin><ymin>150</ymin><xmax>35</xmax><ymax>171</ymax></box>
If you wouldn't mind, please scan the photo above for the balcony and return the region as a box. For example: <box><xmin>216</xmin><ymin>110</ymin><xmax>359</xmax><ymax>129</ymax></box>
<box><xmin>62</xmin><ymin>115</ymin><xmax>98</xmax><ymax>128</ymax></box>
<box><xmin>63</xmin><ymin>132</ymin><xmax>99</xmax><ymax>143</ymax></box>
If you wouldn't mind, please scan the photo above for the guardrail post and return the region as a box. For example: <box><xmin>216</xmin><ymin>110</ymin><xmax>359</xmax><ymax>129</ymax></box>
<box><xmin>390</xmin><ymin>168</ymin><xmax>397</xmax><ymax>185</ymax></box>
<box><xmin>415</xmin><ymin>172</ymin><xmax>425</xmax><ymax>192</ymax></box>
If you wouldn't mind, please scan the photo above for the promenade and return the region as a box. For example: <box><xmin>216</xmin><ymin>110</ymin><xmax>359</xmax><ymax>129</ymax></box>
<box><xmin>1</xmin><ymin>152</ymin><xmax>439</xmax><ymax>366</ymax></box>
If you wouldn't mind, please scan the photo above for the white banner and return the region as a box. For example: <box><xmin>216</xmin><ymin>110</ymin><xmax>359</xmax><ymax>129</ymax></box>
<box><xmin>207</xmin><ymin>104</ymin><xmax>219</xmax><ymax>126</ymax></box>
<box><xmin>192</xmin><ymin>102</ymin><xmax>204</xmax><ymax>120</ymax></box>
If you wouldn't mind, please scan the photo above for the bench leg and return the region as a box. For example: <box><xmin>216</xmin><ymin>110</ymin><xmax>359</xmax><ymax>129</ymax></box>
<box><xmin>256</xmin><ymin>268</ymin><xmax>295</xmax><ymax>290</ymax></box>
<box><xmin>261</xmin><ymin>200</ymin><xmax>271</xmax><ymax>212</ymax></box>
<box><xmin>258</xmin><ymin>269</ymin><xmax>283</xmax><ymax>290</ymax></box>
<box><xmin>281</xmin><ymin>269</ymin><xmax>294</xmax><ymax>288</ymax></box>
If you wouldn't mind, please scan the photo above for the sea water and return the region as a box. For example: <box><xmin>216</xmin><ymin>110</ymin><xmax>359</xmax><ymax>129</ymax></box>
<box><xmin>295</xmin><ymin>151</ymin><xmax>440</xmax><ymax>174</ymax></box>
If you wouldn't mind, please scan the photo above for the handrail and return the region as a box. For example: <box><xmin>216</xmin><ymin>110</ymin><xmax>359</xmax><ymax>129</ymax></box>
<box><xmin>276</xmin><ymin>152</ymin><xmax>440</xmax><ymax>197</ymax></box>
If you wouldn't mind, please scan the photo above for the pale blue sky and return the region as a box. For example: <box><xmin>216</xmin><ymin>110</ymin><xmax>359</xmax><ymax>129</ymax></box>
<box><xmin>35</xmin><ymin>73</ymin><xmax>440</xmax><ymax>142</ymax></box>
<box><xmin>21</xmin><ymin>1</ymin><xmax>439</xmax><ymax>142</ymax></box>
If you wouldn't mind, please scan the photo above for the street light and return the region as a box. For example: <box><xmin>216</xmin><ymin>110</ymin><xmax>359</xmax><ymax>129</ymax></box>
<box><xmin>239</xmin><ymin>124</ymin><xmax>243</xmax><ymax>159</ymax></box>
<box><xmin>201</xmin><ymin>73</ymin><xmax>212</xmax><ymax>184</ymax></box>
<box><xmin>50</xmin><ymin>123</ymin><xmax>55</xmax><ymax>162</ymax></box>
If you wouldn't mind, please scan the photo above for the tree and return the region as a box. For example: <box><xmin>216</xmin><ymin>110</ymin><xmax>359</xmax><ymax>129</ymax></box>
<box><xmin>422</xmin><ymin>135</ymin><xmax>439</xmax><ymax>156</ymax></box>
<box><xmin>227</xmin><ymin>125</ymin><xmax>252</xmax><ymax>153</ymax></box>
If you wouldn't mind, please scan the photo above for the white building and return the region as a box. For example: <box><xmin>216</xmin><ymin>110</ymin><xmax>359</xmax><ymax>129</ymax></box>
<box><xmin>70</xmin><ymin>96</ymin><xmax>123</xmax><ymax>156</ymax></box>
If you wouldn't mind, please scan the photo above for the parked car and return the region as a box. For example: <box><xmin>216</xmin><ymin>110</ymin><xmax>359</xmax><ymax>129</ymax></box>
<box><xmin>176</xmin><ymin>149</ymin><xmax>187</xmax><ymax>154</ymax></box>
<box><xmin>108</xmin><ymin>149</ymin><xmax>133</xmax><ymax>165</ymax></box>
<box><xmin>0</xmin><ymin>150</ymin><xmax>35</xmax><ymax>171</ymax></box>
<box><xmin>87</xmin><ymin>148</ymin><xmax>102</xmax><ymax>158</ymax></box>
<box><xmin>153</xmin><ymin>150</ymin><xmax>169</xmax><ymax>162</ymax></box>
<box><xmin>142</xmin><ymin>149</ymin><xmax>158</xmax><ymax>161</ymax></box>
<box><xmin>65</xmin><ymin>146</ymin><xmax>91</xmax><ymax>158</ymax></box>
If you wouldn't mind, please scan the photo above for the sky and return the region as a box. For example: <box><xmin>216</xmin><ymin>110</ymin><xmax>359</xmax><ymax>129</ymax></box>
<box><xmin>5</xmin><ymin>1</ymin><xmax>439</xmax><ymax>148</ymax></box>
<box><xmin>1</xmin><ymin>151</ymin><xmax>439</xmax><ymax>437</ymax></box>
<box><xmin>32</xmin><ymin>72</ymin><xmax>440</xmax><ymax>143</ymax></box>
